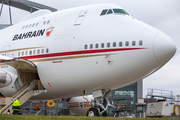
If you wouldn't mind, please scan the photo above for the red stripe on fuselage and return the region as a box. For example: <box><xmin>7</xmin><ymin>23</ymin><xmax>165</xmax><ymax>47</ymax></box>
<box><xmin>16</xmin><ymin>48</ymin><xmax>146</xmax><ymax>60</ymax></box>
<box><xmin>68</xmin><ymin>102</ymin><xmax>79</xmax><ymax>104</ymax></box>
<box><xmin>68</xmin><ymin>106</ymin><xmax>79</xmax><ymax>108</ymax></box>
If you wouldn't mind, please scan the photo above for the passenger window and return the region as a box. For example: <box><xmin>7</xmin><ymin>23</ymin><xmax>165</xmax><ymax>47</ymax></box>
<box><xmin>90</xmin><ymin>44</ymin><xmax>93</xmax><ymax>49</ymax></box>
<box><xmin>100</xmin><ymin>9</ymin><xmax>108</xmax><ymax>16</ymax></box>
<box><xmin>139</xmin><ymin>40</ymin><xmax>143</xmax><ymax>45</ymax></box>
<box><xmin>18</xmin><ymin>52</ymin><xmax>20</xmax><ymax>56</ymax></box>
<box><xmin>37</xmin><ymin>49</ymin><xmax>40</xmax><ymax>54</ymax></box>
<box><xmin>32</xmin><ymin>23</ymin><xmax>35</xmax><ymax>27</ymax></box>
<box><xmin>132</xmin><ymin>41</ymin><xmax>136</xmax><ymax>46</ymax></box>
<box><xmin>36</xmin><ymin>23</ymin><xmax>39</xmax><ymax>26</ymax></box>
<box><xmin>43</xmin><ymin>21</ymin><xmax>46</xmax><ymax>25</ymax></box>
<box><xmin>119</xmin><ymin>42</ymin><xmax>123</xmax><ymax>47</ymax></box>
<box><xmin>33</xmin><ymin>50</ymin><xmax>36</xmax><ymax>54</ymax></box>
<box><xmin>95</xmin><ymin>44</ymin><xmax>98</xmax><ymax>48</ymax></box>
<box><xmin>41</xmin><ymin>49</ymin><xmax>44</xmax><ymax>54</ymax></box>
<box><xmin>22</xmin><ymin>26</ymin><xmax>25</xmax><ymax>29</ymax></box>
<box><xmin>25</xmin><ymin>51</ymin><xmax>28</xmax><ymax>55</ymax></box>
<box><xmin>101</xmin><ymin>43</ymin><xmax>104</xmax><ymax>48</ymax></box>
<box><xmin>47</xmin><ymin>20</ymin><xmax>50</xmax><ymax>24</ymax></box>
<box><xmin>29</xmin><ymin>24</ymin><xmax>32</xmax><ymax>28</ymax></box>
<box><xmin>107</xmin><ymin>9</ymin><xmax>113</xmax><ymax>14</ymax></box>
<box><xmin>22</xmin><ymin>51</ymin><xmax>24</xmax><ymax>56</ymax></box>
<box><xmin>113</xmin><ymin>42</ymin><xmax>116</xmax><ymax>47</ymax></box>
<box><xmin>25</xmin><ymin>25</ymin><xmax>28</xmax><ymax>28</ymax></box>
<box><xmin>84</xmin><ymin>45</ymin><xmax>88</xmax><ymax>49</ymax></box>
<box><xmin>107</xmin><ymin>43</ymin><xmax>110</xmax><ymax>48</ymax></box>
<box><xmin>29</xmin><ymin>51</ymin><xmax>32</xmax><ymax>55</ymax></box>
<box><xmin>46</xmin><ymin>49</ymin><xmax>49</xmax><ymax>53</ymax></box>
<box><xmin>125</xmin><ymin>41</ymin><xmax>129</xmax><ymax>46</ymax></box>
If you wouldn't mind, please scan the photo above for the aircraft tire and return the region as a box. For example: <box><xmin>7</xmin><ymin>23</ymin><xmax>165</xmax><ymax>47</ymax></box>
<box><xmin>87</xmin><ymin>108</ymin><xmax>99</xmax><ymax>117</ymax></box>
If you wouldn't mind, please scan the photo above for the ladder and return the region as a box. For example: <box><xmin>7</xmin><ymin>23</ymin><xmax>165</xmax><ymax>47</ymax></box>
<box><xmin>0</xmin><ymin>80</ymin><xmax>37</xmax><ymax>114</ymax></box>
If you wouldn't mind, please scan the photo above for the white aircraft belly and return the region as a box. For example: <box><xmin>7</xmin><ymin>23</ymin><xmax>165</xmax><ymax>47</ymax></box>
<box><xmin>34</xmin><ymin>47</ymin><xmax>159</xmax><ymax>99</ymax></box>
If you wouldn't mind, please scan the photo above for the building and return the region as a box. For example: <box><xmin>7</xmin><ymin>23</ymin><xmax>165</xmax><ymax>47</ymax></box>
<box><xmin>108</xmin><ymin>81</ymin><xmax>142</xmax><ymax>116</ymax></box>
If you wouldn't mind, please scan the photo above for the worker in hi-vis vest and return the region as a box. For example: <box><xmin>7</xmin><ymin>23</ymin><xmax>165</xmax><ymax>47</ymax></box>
<box><xmin>12</xmin><ymin>98</ymin><xmax>21</xmax><ymax>115</ymax></box>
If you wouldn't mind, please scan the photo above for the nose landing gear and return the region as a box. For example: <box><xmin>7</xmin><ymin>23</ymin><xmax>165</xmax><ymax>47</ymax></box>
<box><xmin>87</xmin><ymin>89</ymin><xmax>115</xmax><ymax>117</ymax></box>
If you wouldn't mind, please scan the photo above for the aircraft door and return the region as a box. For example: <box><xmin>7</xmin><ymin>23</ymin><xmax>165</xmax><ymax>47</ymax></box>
<box><xmin>2</xmin><ymin>45</ymin><xmax>10</xmax><ymax>56</ymax></box>
<box><xmin>74</xmin><ymin>10</ymin><xmax>88</xmax><ymax>26</ymax></box>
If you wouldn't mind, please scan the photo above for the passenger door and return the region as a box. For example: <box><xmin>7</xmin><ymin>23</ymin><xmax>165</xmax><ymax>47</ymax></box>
<box><xmin>74</xmin><ymin>10</ymin><xmax>88</xmax><ymax>26</ymax></box>
<box><xmin>2</xmin><ymin>45</ymin><xmax>10</xmax><ymax>56</ymax></box>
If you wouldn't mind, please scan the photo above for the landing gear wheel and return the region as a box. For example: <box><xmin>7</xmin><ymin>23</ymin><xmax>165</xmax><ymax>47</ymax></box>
<box><xmin>87</xmin><ymin>108</ymin><xmax>99</xmax><ymax>117</ymax></box>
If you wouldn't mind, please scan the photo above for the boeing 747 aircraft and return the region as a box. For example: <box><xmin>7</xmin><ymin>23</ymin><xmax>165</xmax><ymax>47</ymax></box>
<box><xmin>0</xmin><ymin>4</ymin><xmax>176</xmax><ymax>116</ymax></box>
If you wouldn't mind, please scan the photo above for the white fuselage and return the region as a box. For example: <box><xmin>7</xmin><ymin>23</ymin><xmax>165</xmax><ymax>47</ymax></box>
<box><xmin>0</xmin><ymin>4</ymin><xmax>176</xmax><ymax>100</ymax></box>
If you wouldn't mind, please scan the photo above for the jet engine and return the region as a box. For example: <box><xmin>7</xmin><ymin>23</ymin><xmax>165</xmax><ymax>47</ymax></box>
<box><xmin>68</xmin><ymin>95</ymin><xmax>93</xmax><ymax>116</ymax></box>
<box><xmin>0</xmin><ymin>71</ymin><xmax>12</xmax><ymax>88</ymax></box>
<box><xmin>0</xmin><ymin>70</ymin><xmax>18</xmax><ymax>97</ymax></box>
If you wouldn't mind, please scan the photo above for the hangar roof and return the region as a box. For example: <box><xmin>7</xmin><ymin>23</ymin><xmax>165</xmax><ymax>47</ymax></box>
<box><xmin>0</xmin><ymin>0</ymin><xmax>57</xmax><ymax>12</ymax></box>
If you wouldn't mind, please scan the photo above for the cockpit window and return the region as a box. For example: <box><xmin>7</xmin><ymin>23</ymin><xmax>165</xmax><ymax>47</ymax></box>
<box><xmin>113</xmin><ymin>9</ymin><xmax>129</xmax><ymax>15</ymax></box>
<box><xmin>107</xmin><ymin>9</ymin><xmax>113</xmax><ymax>14</ymax></box>
<box><xmin>100</xmin><ymin>9</ymin><xmax>108</xmax><ymax>16</ymax></box>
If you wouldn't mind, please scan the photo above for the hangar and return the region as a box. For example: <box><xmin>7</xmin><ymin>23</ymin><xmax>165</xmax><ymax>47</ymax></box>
<box><xmin>0</xmin><ymin>0</ymin><xmax>57</xmax><ymax>29</ymax></box>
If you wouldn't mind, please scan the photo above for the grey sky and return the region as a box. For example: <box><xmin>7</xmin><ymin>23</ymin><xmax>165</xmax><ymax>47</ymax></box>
<box><xmin>0</xmin><ymin>0</ymin><xmax>180</xmax><ymax>98</ymax></box>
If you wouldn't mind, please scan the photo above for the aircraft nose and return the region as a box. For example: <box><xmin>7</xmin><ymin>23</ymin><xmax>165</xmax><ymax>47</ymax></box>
<box><xmin>153</xmin><ymin>32</ymin><xmax>176</xmax><ymax>64</ymax></box>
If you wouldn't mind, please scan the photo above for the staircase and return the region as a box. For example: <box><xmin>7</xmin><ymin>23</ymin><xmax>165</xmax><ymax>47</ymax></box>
<box><xmin>0</xmin><ymin>80</ymin><xmax>37</xmax><ymax>114</ymax></box>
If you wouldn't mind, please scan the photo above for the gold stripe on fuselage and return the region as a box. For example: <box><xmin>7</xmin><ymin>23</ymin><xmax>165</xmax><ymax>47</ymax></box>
<box><xmin>0</xmin><ymin>47</ymin><xmax>46</xmax><ymax>53</ymax></box>
<box><xmin>0</xmin><ymin>53</ymin><xmax>115</xmax><ymax>67</ymax></box>
<box><xmin>30</xmin><ymin>54</ymin><xmax>114</xmax><ymax>62</ymax></box>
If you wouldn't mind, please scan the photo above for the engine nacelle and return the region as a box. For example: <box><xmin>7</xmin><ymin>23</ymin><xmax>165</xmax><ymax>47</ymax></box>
<box><xmin>0</xmin><ymin>71</ymin><xmax>12</xmax><ymax>88</ymax></box>
<box><xmin>0</xmin><ymin>70</ymin><xmax>18</xmax><ymax>97</ymax></box>
<box><xmin>68</xmin><ymin>95</ymin><xmax>93</xmax><ymax>116</ymax></box>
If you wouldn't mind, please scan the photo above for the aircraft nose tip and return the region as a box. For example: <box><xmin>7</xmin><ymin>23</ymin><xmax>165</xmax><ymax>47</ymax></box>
<box><xmin>153</xmin><ymin>32</ymin><xmax>176</xmax><ymax>64</ymax></box>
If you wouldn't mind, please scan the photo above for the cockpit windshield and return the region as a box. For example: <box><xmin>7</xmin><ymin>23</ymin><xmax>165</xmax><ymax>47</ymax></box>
<box><xmin>113</xmin><ymin>9</ymin><xmax>129</xmax><ymax>15</ymax></box>
<box><xmin>100</xmin><ymin>9</ymin><xmax>108</xmax><ymax>16</ymax></box>
<box><xmin>100</xmin><ymin>9</ymin><xmax>129</xmax><ymax>16</ymax></box>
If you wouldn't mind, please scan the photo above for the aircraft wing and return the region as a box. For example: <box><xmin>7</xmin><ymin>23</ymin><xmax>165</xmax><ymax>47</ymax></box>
<box><xmin>0</xmin><ymin>55</ymin><xmax>13</xmax><ymax>61</ymax></box>
<box><xmin>0</xmin><ymin>55</ymin><xmax>37</xmax><ymax>72</ymax></box>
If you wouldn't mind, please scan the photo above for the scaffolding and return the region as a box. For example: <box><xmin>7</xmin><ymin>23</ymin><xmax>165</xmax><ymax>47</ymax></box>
<box><xmin>146</xmin><ymin>88</ymin><xmax>175</xmax><ymax>100</ymax></box>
